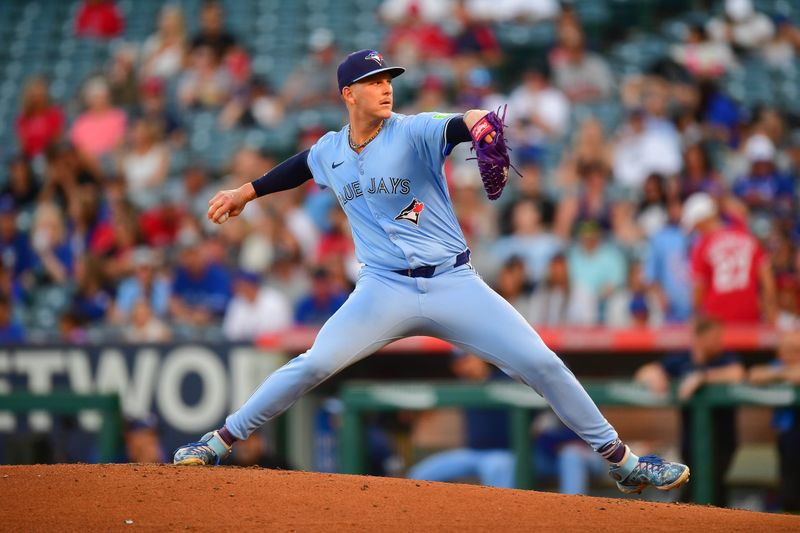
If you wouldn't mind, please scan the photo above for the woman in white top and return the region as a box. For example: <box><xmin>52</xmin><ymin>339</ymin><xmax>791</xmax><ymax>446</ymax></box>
<box><xmin>141</xmin><ymin>5</ymin><xmax>187</xmax><ymax>80</ymax></box>
<box><xmin>119</xmin><ymin>118</ymin><xmax>170</xmax><ymax>210</ymax></box>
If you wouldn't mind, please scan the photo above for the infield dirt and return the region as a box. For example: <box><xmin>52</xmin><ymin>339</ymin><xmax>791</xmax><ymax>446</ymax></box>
<box><xmin>1</xmin><ymin>464</ymin><xmax>798</xmax><ymax>532</ymax></box>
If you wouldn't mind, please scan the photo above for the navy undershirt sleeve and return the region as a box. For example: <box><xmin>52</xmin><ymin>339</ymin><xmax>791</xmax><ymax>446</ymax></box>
<box><xmin>445</xmin><ymin>116</ymin><xmax>472</xmax><ymax>144</ymax></box>
<box><xmin>251</xmin><ymin>149</ymin><xmax>313</xmax><ymax>197</ymax></box>
<box><xmin>443</xmin><ymin>116</ymin><xmax>471</xmax><ymax>156</ymax></box>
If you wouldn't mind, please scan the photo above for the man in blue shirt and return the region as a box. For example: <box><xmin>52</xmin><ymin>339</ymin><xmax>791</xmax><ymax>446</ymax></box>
<box><xmin>635</xmin><ymin>318</ymin><xmax>744</xmax><ymax>506</ymax></box>
<box><xmin>643</xmin><ymin>199</ymin><xmax>692</xmax><ymax>323</ymax></box>
<box><xmin>173</xmin><ymin>49</ymin><xmax>688</xmax><ymax>494</ymax></box>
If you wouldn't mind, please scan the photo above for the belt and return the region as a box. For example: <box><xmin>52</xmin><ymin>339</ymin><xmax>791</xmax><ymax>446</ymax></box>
<box><xmin>393</xmin><ymin>249</ymin><xmax>471</xmax><ymax>278</ymax></box>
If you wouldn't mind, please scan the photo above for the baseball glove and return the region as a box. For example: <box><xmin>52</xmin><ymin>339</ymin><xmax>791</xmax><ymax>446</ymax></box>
<box><xmin>469</xmin><ymin>105</ymin><xmax>520</xmax><ymax>201</ymax></box>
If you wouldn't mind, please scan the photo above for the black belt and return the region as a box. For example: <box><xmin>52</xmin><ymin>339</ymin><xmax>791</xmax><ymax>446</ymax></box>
<box><xmin>393</xmin><ymin>249</ymin><xmax>471</xmax><ymax>278</ymax></box>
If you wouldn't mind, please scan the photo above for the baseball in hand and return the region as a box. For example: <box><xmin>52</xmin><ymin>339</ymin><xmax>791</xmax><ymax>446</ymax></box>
<box><xmin>216</xmin><ymin>212</ymin><xmax>229</xmax><ymax>224</ymax></box>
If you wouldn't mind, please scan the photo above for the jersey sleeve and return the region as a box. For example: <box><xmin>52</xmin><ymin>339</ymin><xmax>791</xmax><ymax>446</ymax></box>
<box><xmin>306</xmin><ymin>133</ymin><xmax>334</xmax><ymax>189</ymax></box>
<box><xmin>403</xmin><ymin>112</ymin><xmax>458</xmax><ymax>171</ymax></box>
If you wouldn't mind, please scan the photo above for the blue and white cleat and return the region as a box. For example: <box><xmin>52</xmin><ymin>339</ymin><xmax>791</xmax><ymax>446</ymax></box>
<box><xmin>173</xmin><ymin>430</ymin><xmax>232</xmax><ymax>466</ymax></box>
<box><xmin>609</xmin><ymin>452</ymin><xmax>690</xmax><ymax>494</ymax></box>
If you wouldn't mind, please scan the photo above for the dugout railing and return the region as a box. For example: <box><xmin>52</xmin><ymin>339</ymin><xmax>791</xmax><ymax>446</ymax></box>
<box><xmin>0</xmin><ymin>392</ymin><xmax>122</xmax><ymax>463</ymax></box>
<box><xmin>338</xmin><ymin>381</ymin><xmax>800</xmax><ymax>505</ymax></box>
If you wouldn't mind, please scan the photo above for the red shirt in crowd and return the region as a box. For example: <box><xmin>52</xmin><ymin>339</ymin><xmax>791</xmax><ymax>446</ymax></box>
<box><xmin>690</xmin><ymin>225</ymin><xmax>767</xmax><ymax>323</ymax></box>
<box><xmin>16</xmin><ymin>106</ymin><xmax>65</xmax><ymax>158</ymax></box>
<box><xmin>75</xmin><ymin>0</ymin><xmax>124</xmax><ymax>39</ymax></box>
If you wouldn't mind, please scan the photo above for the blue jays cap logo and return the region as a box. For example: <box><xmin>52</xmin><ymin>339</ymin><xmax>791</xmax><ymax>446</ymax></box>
<box><xmin>364</xmin><ymin>51</ymin><xmax>385</xmax><ymax>66</ymax></box>
<box><xmin>337</xmin><ymin>49</ymin><xmax>406</xmax><ymax>92</ymax></box>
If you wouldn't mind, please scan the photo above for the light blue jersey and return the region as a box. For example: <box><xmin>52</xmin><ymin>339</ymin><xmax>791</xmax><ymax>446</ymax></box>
<box><xmin>223</xmin><ymin>111</ymin><xmax>620</xmax><ymax>459</ymax></box>
<box><xmin>306</xmin><ymin>112</ymin><xmax>467</xmax><ymax>270</ymax></box>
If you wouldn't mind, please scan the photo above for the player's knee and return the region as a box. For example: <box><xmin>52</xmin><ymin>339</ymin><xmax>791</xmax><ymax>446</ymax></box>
<box><xmin>300</xmin><ymin>355</ymin><xmax>339</xmax><ymax>382</ymax></box>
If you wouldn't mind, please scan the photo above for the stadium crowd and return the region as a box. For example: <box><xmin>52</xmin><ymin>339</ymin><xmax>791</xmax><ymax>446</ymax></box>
<box><xmin>1</xmin><ymin>0</ymin><xmax>799</xmax><ymax>343</ymax></box>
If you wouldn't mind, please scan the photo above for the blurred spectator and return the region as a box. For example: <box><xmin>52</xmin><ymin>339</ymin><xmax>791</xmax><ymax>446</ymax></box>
<box><xmin>41</xmin><ymin>143</ymin><xmax>100</xmax><ymax>210</ymax></box>
<box><xmin>123</xmin><ymin>415</ymin><xmax>165</xmax><ymax>463</ymax></box>
<box><xmin>135</xmin><ymin>77</ymin><xmax>184</xmax><ymax>146</ymax></box>
<box><xmin>557</xmin><ymin>118</ymin><xmax>613</xmax><ymax>189</ymax></box>
<box><xmin>30</xmin><ymin>202</ymin><xmax>74</xmax><ymax>286</ymax></box>
<box><xmin>507</xmin><ymin>65</ymin><xmax>570</xmax><ymax>164</ymax></box>
<box><xmin>71</xmin><ymin>256</ymin><xmax>113</xmax><ymax>323</ymax></box>
<box><xmin>384</xmin><ymin>5</ymin><xmax>454</xmax><ymax>68</ymax></box>
<box><xmin>123</xmin><ymin>299</ymin><xmax>172</xmax><ymax>343</ymax></box>
<box><xmin>222</xmin><ymin>270</ymin><xmax>292</xmax><ymax>341</ymax></box>
<box><xmin>490</xmin><ymin>199</ymin><xmax>562</xmax><ymax>284</ymax></box>
<box><xmin>190</xmin><ymin>0</ymin><xmax>239</xmax><ymax>61</ymax></box>
<box><xmin>294</xmin><ymin>266</ymin><xmax>348</xmax><ymax>326</ymax></box>
<box><xmin>529</xmin><ymin>254</ymin><xmax>594</xmax><ymax>325</ymax></box>
<box><xmin>679</xmin><ymin>143</ymin><xmax>725</xmax><ymax>200</ymax></box>
<box><xmin>74</xmin><ymin>0</ymin><xmax>124</xmax><ymax>39</ymax></box>
<box><xmin>59</xmin><ymin>310</ymin><xmax>88</xmax><ymax>344</ymax></box>
<box><xmin>762</xmin><ymin>16</ymin><xmax>800</xmax><ymax>69</ymax></box>
<box><xmin>643</xmin><ymin>199</ymin><xmax>692</xmax><ymax>324</ymax></box>
<box><xmin>108</xmin><ymin>43</ymin><xmax>140</xmax><ymax>109</ymax></box>
<box><xmin>450</xmin><ymin>2</ymin><xmax>502</xmax><ymax>73</ymax></box>
<box><xmin>635</xmin><ymin>318</ymin><xmax>744</xmax><ymax>506</ymax></box>
<box><xmin>401</xmin><ymin>75</ymin><xmax>451</xmax><ymax>114</ymax></box>
<box><xmin>671</xmin><ymin>24</ymin><xmax>737</xmax><ymax>80</ymax></box>
<box><xmin>549</xmin><ymin>24</ymin><xmax>613</xmax><ymax>103</ymax></box>
<box><xmin>3</xmin><ymin>157</ymin><xmax>40</xmax><ymax>213</ymax></box>
<box><xmin>732</xmin><ymin>134</ymin><xmax>795</xmax><ymax>223</ymax></box>
<box><xmin>117</xmin><ymin>117</ymin><xmax>170</xmax><ymax>211</ymax></box>
<box><xmin>88</xmin><ymin>203</ymin><xmax>142</xmax><ymax>282</ymax></box>
<box><xmin>554</xmin><ymin>161</ymin><xmax>613</xmax><ymax>240</ymax></box>
<box><xmin>109</xmin><ymin>246</ymin><xmax>171</xmax><ymax>323</ymax></box>
<box><xmin>170</xmin><ymin>240</ymin><xmax>232</xmax><ymax>326</ymax></box>
<box><xmin>380</xmin><ymin>0</ymin><xmax>454</xmax><ymax>24</ymax></box>
<box><xmin>682</xmin><ymin>192</ymin><xmax>776</xmax><ymax>324</ymax></box>
<box><xmin>141</xmin><ymin>5</ymin><xmax>188</xmax><ymax>80</ymax></box>
<box><xmin>465</xmin><ymin>0</ymin><xmax>560</xmax><ymax>22</ymax></box>
<box><xmin>69</xmin><ymin>77</ymin><xmax>128</xmax><ymax>173</ymax></box>
<box><xmin>699</xmin><ymin>81</ymin><xmax>742</xmax><ymax>147</ymax></box>
<box><xmin>636</xmin><ymin>173</ymin><xmax>669</xmax><ymax>238</ymax></box>
<box><xmin>0</xmin><ymin>197</ymin><xmax>35</xmax><ymax>282</ymax></box>
<box><xmin>613</xmin><ymin>108</ymin><xmax>681</xmax><ymax>191</ymax></box>
<box><xmin>707</xmin><ymin>0</ymin><xmax>774</xmax><ymax>54</ymax></box>
<box><xmin>219</xmin><ymin>77</ymin><xmax>285</xmax><ymax>130</ymax></box>
<box><xmin>566</xmin><ymin>220</ymin><xmax>627</xmax><ymax>324</ymax></box>
<box><xmin>497</xmin><ymin>158</ymin><xmax>554</xmax><ymax>232</ymax></box>
<box><xmin>454</xmin><ymin>68</ymin><xmax>495</xmax><ymax>113</ymax></box>
<box><xmin>0</xmin><ymin>294</ymin><xmax>24</xmax><ymax>344</ymax></box>
<box><xmin>171</xmin><ymin>166</ymin><xmax>217</xmax><ymax>223</ymax></box>
<box><xmin>605</xmin><ymin>261</ymin><xmax>662</xmax><ymax>328</ymax></box>
<box><xmin>493</xmin><ymin>256</ymin><xmax>532</xmax><ymax>316</ymax></box>
<box><xmin>748</xmin><ymin>330</ymin><xmax>800</xmax><ymax>512</ymax></box>
<box><xmin>15</xmin><ymin>76</ymin><xmax>65</xmax><ymax>160</ymax></box>
<box><xmin>316</xmin><ymin>206</ymin><xmax>353</xmax><ymax>266</ymax></box>
<box><xmin>177</xmin><ymin>45</ymin><xmax>233</xmax><ymax>110</ymax></box>
<box><xmin>281</xmin><ymin>29</ymin><xmax>340</xmax><ymax>109</ymax></box>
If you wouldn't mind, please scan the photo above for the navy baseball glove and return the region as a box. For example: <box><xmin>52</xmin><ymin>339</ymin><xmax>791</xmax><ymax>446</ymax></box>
<box><xmin>469</xmin><ymin>105</ymin><xmax>520</xmax><ymax>200</ymax></box>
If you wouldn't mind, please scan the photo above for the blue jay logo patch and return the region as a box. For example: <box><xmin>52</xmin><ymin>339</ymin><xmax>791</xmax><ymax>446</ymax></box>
<box><xmin>395</xmin><ymin>198</ymin><xmax>425</xmax><ymax>225</ymax></box>
<box><xmin>365</xmin><ymin>51</ymin><xmax>384</xmax><ymax>66</ymax></box>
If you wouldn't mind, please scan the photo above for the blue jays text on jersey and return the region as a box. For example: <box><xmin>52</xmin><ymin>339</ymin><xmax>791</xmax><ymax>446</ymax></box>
<box><xmin>336</xmin><ymin>177</ymin><xmax>412</xmax><ymax>206</ymax></box>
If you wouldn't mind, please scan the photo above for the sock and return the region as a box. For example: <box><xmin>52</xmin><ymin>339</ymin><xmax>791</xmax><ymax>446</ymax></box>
<box><xmin>598</xmin><ymin>438</ymin><xmax>628</xmax><ymax>464</ymax></box>
<box><xmin>218</xmin><ymin>426</ymin><xmax>237</xmax><ymax>447</ymax></box>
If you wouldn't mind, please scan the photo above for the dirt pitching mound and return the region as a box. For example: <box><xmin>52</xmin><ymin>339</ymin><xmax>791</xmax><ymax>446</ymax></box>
<box><xmin>1</xmin><ymin>464</ymin><xmax>798</xmax><ymax>532</ymax></box>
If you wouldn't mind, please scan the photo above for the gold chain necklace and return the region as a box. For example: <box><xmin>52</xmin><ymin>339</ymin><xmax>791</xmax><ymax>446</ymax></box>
<box><xmin>348</xmin><ymin>120</ymin><xmax>384</xmax><ymax>150</ymax></box>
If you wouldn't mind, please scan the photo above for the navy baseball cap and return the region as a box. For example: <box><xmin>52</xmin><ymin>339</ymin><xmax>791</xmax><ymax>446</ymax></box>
<box><xmin>337</xmin><ymin>49</ymin><xmax>405</xmax><ymax>93</ymax></box>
